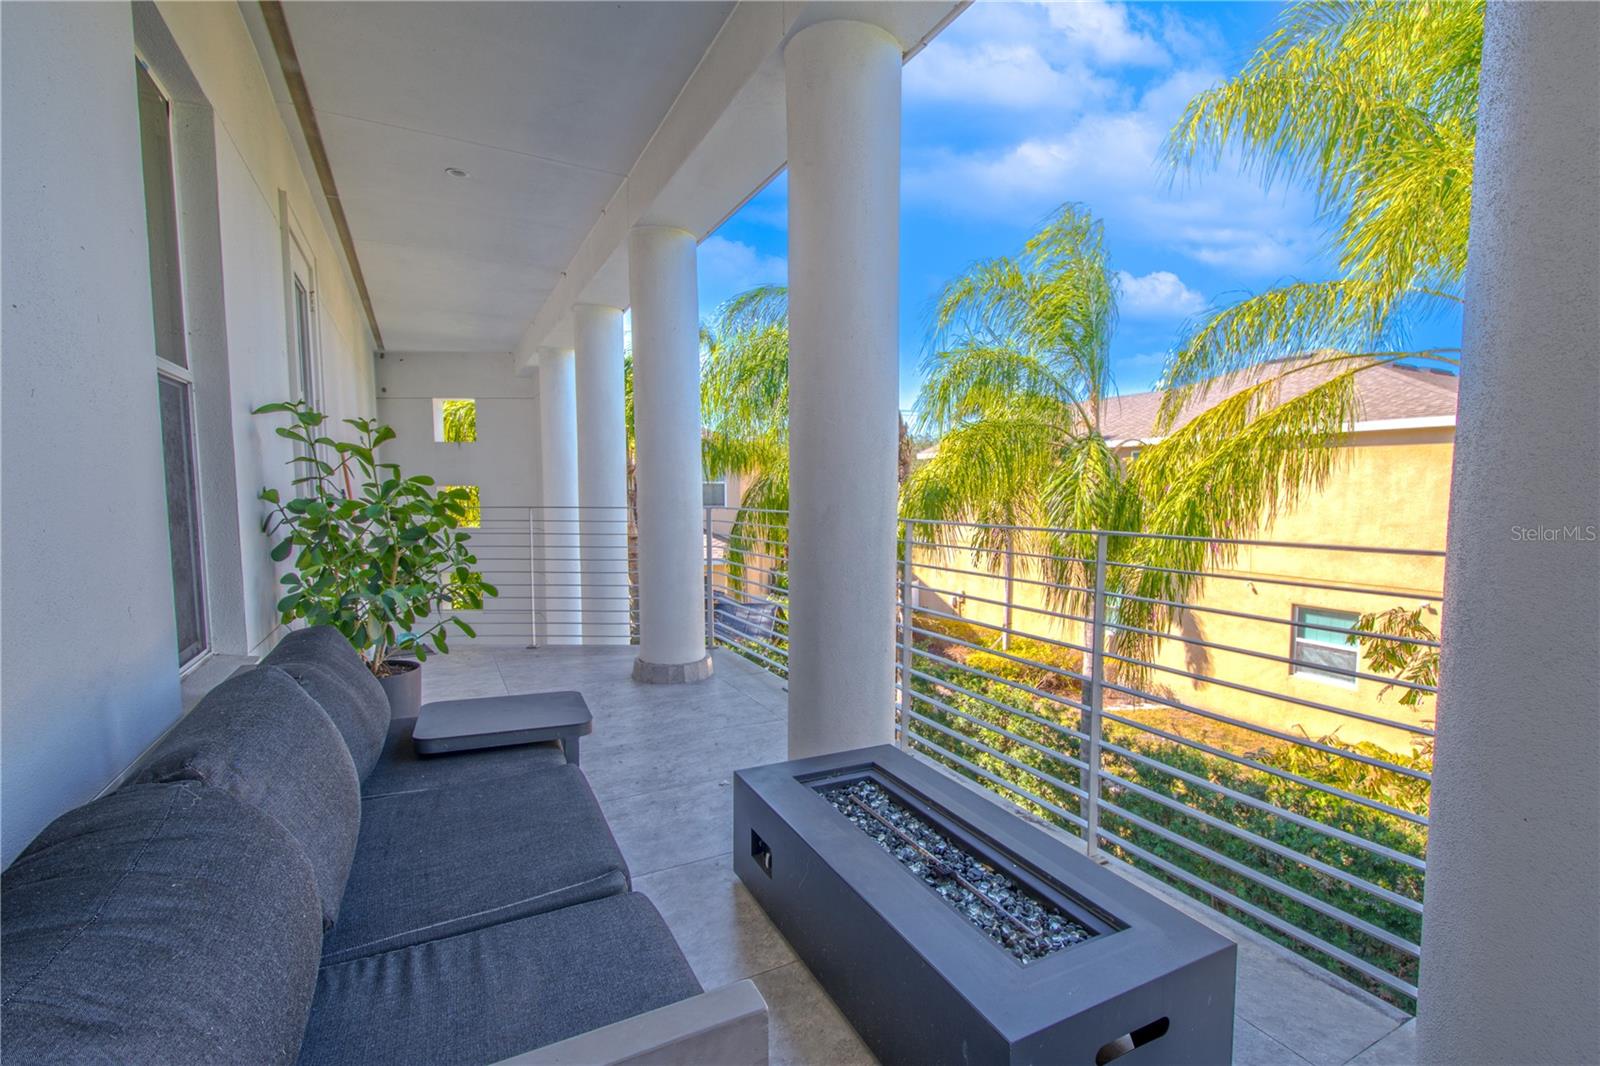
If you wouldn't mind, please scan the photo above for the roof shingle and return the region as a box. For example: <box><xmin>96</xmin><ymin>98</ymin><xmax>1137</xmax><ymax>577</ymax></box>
<box><xmin>1099</xmin><ymin>357</ymin><xmax>1459</xmax><ymax>443</ymax></box>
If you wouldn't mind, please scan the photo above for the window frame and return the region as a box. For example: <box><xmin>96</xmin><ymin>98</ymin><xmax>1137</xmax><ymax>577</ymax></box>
<box><xmin>139</xmin><ymin>57</ymin><xmax>210</xmax><ymax>671</ymax></box>
<box><xmin>285</xmin><ymin>220</ymin><xmax>321</xmax><ymax>412</ymax></box>
<box><xmin>1289</xmin><ymin>605</ymin><xmax>1361</xmax><ymax>689</ymax></box>
<box><xmin>702</xmin><ymin>480</ymin><xmax>728</xmax><ymax>508</ymax></box>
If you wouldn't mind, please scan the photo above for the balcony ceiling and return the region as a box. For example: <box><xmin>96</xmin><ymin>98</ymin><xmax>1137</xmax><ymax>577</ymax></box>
<box><xmin>268</xmin><ymin>1</ymin><xmax>735</xmax><ymax>353</ymax></box>
<box><xmin>251</xmin><ymin>1</ymin><xmax>963</xmax><ymax>357</ymax></box>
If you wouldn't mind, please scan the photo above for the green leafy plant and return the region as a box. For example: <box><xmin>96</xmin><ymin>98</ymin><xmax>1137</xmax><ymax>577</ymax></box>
<box><xmin>1354</xmin><ymin>604</ymin><xmax>1440</xmax><ymax>707</ymax></box>
<box><xmin>255</xmin><ymin>399</ymin><xmax>496</xmax><ymax>674</ymax></box>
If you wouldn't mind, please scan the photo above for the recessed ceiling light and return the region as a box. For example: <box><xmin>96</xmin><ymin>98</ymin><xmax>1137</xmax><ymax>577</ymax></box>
<box><xmin>444</xmin><ymin>166</ymin><xmax>470</xmax><ymax>178</ymax></box>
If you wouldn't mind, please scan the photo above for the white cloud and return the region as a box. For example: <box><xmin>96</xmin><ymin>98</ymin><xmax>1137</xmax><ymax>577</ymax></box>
<box><xmin>1116</xmin><ymin>270</ymin><xmax>1206</xmax><ymax>318</ymax></box>
<box><xmin>1170</xmin><ymin>224</ymin><xmax>1311</xmax><ymax>276</ymax></box>
<box><xmin>903</xmin><ymin>53</ymin><xmax>1324</xmax><ymax>280</ymax></box>
<box><xmin>904</xmin><ymin>110</ymin><xmax>1162</xmax><ymax>217</ymax></box>
<box><xmin>696</xmin><ymin>236</ymin><xmax>787</xmax><ymax>314</ymax></box>
<box><xmin>1042</xmin><ymin>1</ymin><xmax>1169</xmax><ymax>67</ymax></box>
<box><xmin>906</xmin><ymin>39</ymin><xmax>1107</xmax><ymax>109</ymax></box>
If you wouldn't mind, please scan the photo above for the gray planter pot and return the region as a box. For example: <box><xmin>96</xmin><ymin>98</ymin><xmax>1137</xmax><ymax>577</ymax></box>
<box><xmin>377</xmin><ymin>660</ymin><xmax>422</xmax><ymax>720</ymax></box>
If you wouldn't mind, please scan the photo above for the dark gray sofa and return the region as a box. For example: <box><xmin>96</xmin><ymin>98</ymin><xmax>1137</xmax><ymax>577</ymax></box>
<box><xmin>1</xmin><ymin>627</ymin><xmax>766</xmax><ymax>1065</ymax></box>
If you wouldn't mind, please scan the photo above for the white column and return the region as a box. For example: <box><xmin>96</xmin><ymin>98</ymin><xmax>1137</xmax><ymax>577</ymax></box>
<box><xmin>538</xmin><ymin>347</ymin><xmax>582</xmax><ymax>644</ymax></box>
<box><xmin>1418</xmin><ymin>4</ymin><xmax>1599</xmax><ymax>1064</ymax></box>
<box><xmin>784</xmin><ymin>20</ymin><xmax>901</xmax><ymax>757</ymax></box>
<box><xmin>627</xmin><ymin>226</ymin><xmax>711</xmax><ymax>682</ymax></box>
<box><xmin>574</xmin><ymin>303</ymin><xmax>630</xmax><ymax>644</ymax></box>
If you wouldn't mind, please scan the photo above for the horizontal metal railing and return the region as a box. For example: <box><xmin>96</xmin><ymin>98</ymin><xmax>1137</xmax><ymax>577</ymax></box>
<box><xmin>705</xmin><ymin>506</ymin><xmax>791</xmax><ymax>676</ymax></box>
<box><xmin>700</xmin><ymin>506</ymin><xmax>1438</xmax><ymax>1006</ymax></box>
<box><xmin>446</xmin><ymin>505</ymin><xmax>638</xmax><ymax>647</ymax></box>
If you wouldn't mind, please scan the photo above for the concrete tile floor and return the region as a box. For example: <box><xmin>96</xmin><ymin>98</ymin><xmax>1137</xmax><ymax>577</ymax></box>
<box><xmin>424</xmin><ymin>645</ymin><xmax>1414</xmax><ymax>1066</ymax></box>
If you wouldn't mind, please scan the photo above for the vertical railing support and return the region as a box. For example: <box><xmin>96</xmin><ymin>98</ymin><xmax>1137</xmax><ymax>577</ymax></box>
<box><xmin>898</xmin><ymin>519</ymin><xmax>916</xmax><ymax>750</ymax></box>
<box><xmin>704</xmin><ymin>508</ymin><xmax>715</xmax><ymax>652</ymax></box>
<box><xmin>1083</xmin><ymin>531</ymin><xmax>1108</xmax><ymax>858</ymax></box>
<box><xmin>527</xmin><ymin>507</ymin><xmax>539</xmax><ymax>648</ymax></box>
<box><xmin>1001</xmin><ymin>529</ymin><xmax>1015</xmax><ymax>652</ymax></box>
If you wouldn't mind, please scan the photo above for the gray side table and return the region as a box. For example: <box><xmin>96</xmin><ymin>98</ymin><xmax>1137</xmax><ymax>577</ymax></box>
<box><xmin>412</xmin><ymin>690</ymin><xmax>593</xmax><ymax>764</ymax></box>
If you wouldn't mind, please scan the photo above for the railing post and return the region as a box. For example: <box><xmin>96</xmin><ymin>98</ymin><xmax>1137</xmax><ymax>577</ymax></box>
<box><xmin>1001</xmin><ymin>529</ymin><xmax>1014</xmax><ymax>652</ymax></box>
<box><xmin>528</xmin><ymin>507</ymin><xmax>539</xmax><ymax>648</ymax></box>
<box><xmin>1083</xmin><ymin>531</ymin><xmax>1108</xmax><ymax>858</ymax></box>
<box><xmin>898</xmin><ymin>519</ymin><xmax>916</xmax><ymax>751</ymax></box>
<box><xmin>704</xmin><ymin>507</ymin><xmax>715</xmax><ymax>652</ymax></box>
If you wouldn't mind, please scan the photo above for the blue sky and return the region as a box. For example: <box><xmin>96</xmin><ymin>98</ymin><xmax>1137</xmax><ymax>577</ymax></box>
<box><xmin>696</xmin><ymin>0</ymin><xmax>1462</xmax><ymax>414</ymax></box>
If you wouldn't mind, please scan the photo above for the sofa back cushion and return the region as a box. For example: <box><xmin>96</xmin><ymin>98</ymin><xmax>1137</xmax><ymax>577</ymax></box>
<box><xmin>1</xmin><ymin>783</ymin><xmax>323</xmax><ymax>1064</ymax></box>
<box><xmin>133</xmin><ymin>665</ymin><xmax>360</xmax><ymax>927</ymax></box>
<box><xmin>264</xmin><ymin>627</ymin><xmax>390</xmax><ymax>778</ymax></box>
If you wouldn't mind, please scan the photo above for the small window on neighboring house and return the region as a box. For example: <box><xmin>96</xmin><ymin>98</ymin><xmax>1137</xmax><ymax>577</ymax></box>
<box><xmin>1291</xmin><ymin>607</ymin><xmax>1360</xmax><ymax>687</ymax></box>
<box><xmin>434</xmin><ymin>399</ymin><xmax>477</xmax><ymax>443</ymax></box>
<box><xmin>703</xmin><ymin>481</ymin><xmax>727</xmax><ymax>507</ymax></box>
<box><xmin>440</xmin><ymin>485</ymin><xmax>481</xmax><ymax>528</ymax></box>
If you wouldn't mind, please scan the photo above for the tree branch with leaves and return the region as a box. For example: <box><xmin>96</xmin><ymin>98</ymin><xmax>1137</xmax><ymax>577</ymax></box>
<box><xmin>255</xmin><ymin>400</ymin><xmax>495</xmax><ymax>675</ymax></box>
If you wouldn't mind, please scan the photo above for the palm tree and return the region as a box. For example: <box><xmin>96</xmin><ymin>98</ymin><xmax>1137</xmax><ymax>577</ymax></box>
<box><xmin>1153</xmin><ymin>0</ymin><xmax>1480</xmax><ymax>678</ymax></box>
<box><xmin>699</xmin><ymin>288</ymin><xmax>926</xmax><ymax>583</ymax></box>
<box><xmin>1159</xmin><ymin>0</ymin><xmax>1477</xmax><ymax>426</ymax></box>
<box><xmin>901</xmin><ymin>204</ymin><xmax>1128</xmax><ymax>572</ymax></box>
<box><xmin>700</xmin><ymin>286</ymin><xmax>791</xmax><ymax>519</ymax></box>
<box><xmin>901</xmin><ymin>203</ymin><xmax>1358</xmax><ymax>666</ymax></box>
<box><xmin>696</xmin><ymin>286</ymin><xmax>794</xmax><ymax>586</ymax></box>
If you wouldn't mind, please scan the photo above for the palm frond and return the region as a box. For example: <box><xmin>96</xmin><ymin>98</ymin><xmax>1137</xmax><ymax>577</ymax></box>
<box><xmin>916</xmin><ymin>343</ymin><xmax>1075</xmax><ymax>434</ymax></box>
<box><xmin>925</xmin><ymin>204</ymin><xmax>1117</xmax><ymax>429</ymax></box>
<box><xmin>899</xmin><ymin>410</ymin><xmax>1062</xmax><ymax>546</ymax></box>
<box><xmin>722</xmin><ymin>459</ymin><xmax>791</xmax><ymax>582</ymax></box>
<box><xmin>1154</xmin><ymin>280</ymin><xmax>1456</xmax><ymax>427</ymax></box>
<box><xmin>701</xmin><ymin>286</ymin><xmax>790</xmax><ymax>483</ymax></box>
<box><xmin>1165</xmin><ymin>0</ymin><xmax>1481</xmax><ymax>295</ymax></box>
<box><xmin>1138</xmin><ymin>358</ymin><xmax>1369</xmax><ymax>551</ymax></box>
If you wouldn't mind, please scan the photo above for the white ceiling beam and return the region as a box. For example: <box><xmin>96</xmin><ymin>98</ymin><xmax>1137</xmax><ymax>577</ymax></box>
<box><xmin>515</xmin><ymin>1</ymin><xmax>963</xmax><ymax>367</ymax></box>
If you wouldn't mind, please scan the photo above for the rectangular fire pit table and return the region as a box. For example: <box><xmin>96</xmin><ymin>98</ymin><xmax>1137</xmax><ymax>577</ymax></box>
<box><xmin>412</xmin><ymin>691</ymin><xmax>592</xmax><ymax>764</ymax></box>
<box><xmin>734</xmin><ymin>745</ymin><xmax>1236</xmax><ymax>1065</ymax></box>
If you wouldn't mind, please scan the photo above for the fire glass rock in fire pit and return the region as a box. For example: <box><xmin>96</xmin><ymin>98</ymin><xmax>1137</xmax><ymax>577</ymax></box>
<box><xmin>820</xmin><ymin>778</ymin><xmax>1092</xmax><ymax>963</ymax></box>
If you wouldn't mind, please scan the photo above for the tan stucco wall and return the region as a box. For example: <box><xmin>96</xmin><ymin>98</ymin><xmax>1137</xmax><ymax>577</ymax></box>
<box><xmin>910</xmin><ymin>428</ymin><xmax>1451</xmax><ymax>755</ymax></box>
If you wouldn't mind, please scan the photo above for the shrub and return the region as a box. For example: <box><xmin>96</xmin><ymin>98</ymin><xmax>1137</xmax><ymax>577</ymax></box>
<box><xmin>904</xmin><ymin>625</ymin><xmax>1427</xmax><ymax>1010</ymax></box>
<box><xmin>255</xmin><ymin>400</ymin><xmax>495</xmax><ymax>674</ymax></box>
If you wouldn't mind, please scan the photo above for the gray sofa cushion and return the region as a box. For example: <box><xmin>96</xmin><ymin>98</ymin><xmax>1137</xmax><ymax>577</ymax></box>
<box><xmin>298</xmin><ymin>892</ymin><xmax>701</xmax><ymax>1066</ymax></box>
<box><xmin>323</xmin><ymin>765</ymin><xmax>628</xmax><ymax>964</ymax></box>
<box><xmin>1</xmin><ymin>783</ymin><xmax>323</xmax><ymax>1065</ymax></box>
<box><xmin>362</xmin><ymin>715</ymin><xmax>565</xmax><ymax>797</ymax></box>
<box><xmin>264</xmin><ymin>626</ymin><xmax>390</xmax><ymax>778</ymax></box>
<box><xmin>133</xmin><ymin>665</ymin><xmax>360</xmax><ymax>928</ymax></box>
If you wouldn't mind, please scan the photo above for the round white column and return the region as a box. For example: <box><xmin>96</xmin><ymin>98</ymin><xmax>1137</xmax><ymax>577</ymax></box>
<box><xmin>1418</xmin><ymin>4</ymin><xmax>1599</xmax><ymax>1063</ymax></box>
<box><xmin>574</xmin><ymin>304</ymin><xmax>631</xmax><ymax>644</ymax></box>
<box><xmin>538</xmin><ymin>346</ymin><xmax>582</xmax><ymax>644</ymax></box>
<box><xmin>627</xmin><ymin>225</ymin><xmax>711</xmax><ymax>682</ymax></box>
<box><xmin>784</xmin><ymin>20</ymin><xmax>901</xmax><ymax>756</ymax></box>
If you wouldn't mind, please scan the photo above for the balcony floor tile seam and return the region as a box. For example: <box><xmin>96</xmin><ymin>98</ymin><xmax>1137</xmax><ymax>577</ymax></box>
<box><xmin>1340</xmin><ymin>1019</ymin><xmax>1416</xmax><ymax>1065</ymax></box>
<box><xmin>1236</xmin><ymin>1017</ymin><xmax>1320</xmax><ymax>1066</ymax></box>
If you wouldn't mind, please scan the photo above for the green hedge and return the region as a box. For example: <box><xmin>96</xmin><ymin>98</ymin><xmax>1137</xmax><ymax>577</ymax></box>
<box><xmin>902</xmin><ymin>613</ymin><xmax>1426</xmax><ymax>1010</ymax></box>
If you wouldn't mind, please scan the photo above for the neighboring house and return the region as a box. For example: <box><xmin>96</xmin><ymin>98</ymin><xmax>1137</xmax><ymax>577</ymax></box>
<box><xmin>914</xmin><ymin>360</ymin><xmax>1457</xmax><ymax>754</ymax></box>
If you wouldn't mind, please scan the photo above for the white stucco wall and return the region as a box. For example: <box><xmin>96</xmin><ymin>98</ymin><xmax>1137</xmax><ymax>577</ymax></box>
<box><xmin>1</xmin><ymin>1</ymin><xmax>376</xmax><ymax>864</ymax></box>
<box><xmin>152</xmin><ymin>1</ymin><xmax>376</xmax><ymax>653</ymax></box>
<box><xmin>376</xmin><ymin>351</ymin><xmax>543</xmax><ymax>645</ymax></box>
<box><xmin>1</xmin><ymin>2</ymin><xmax>185</xmax><ymax>866</ymax></box>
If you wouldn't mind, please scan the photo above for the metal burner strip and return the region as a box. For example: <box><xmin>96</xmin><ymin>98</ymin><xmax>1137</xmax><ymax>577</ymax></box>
<box><xmin>845</xmin><ymin>794</ymin><xmax>1045</xmax><ymax>938</ymax></box>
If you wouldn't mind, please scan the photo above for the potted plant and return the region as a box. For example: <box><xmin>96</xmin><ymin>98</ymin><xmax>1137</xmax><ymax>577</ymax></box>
<box><xmin>254</xmin><ymin>400</ymin><xmax>494</xmax><ymax>716</ymax></box>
